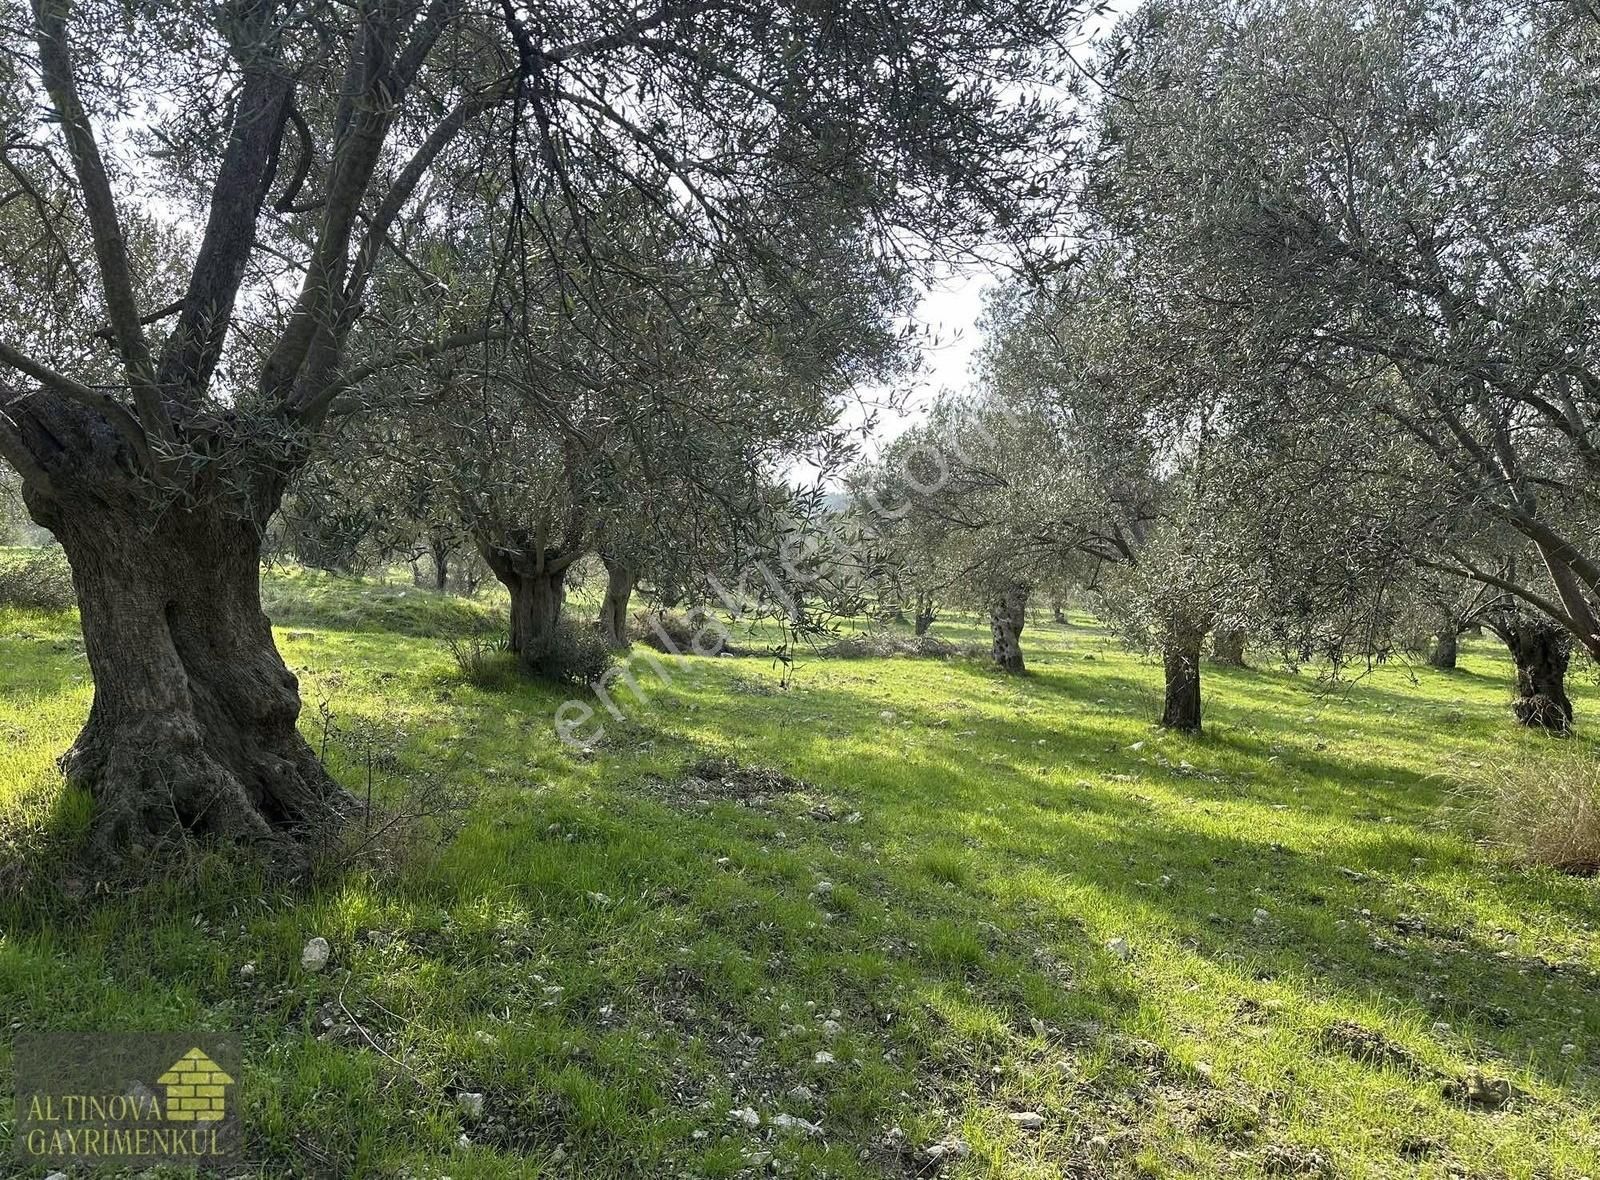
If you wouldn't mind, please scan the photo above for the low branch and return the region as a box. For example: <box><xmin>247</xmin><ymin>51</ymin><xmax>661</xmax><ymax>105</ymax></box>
<box><xmin>0</xmin><ymin>339</ymin><xmax>155</xmax><ymax>473</ymax></box>
<box><xmin>1414</xmin><ymin>556</ymin><xmax>1574</xmax><ymax>633</ymax></box>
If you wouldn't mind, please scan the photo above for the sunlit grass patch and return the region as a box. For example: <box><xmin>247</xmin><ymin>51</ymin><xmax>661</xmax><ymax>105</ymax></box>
<box><xmin>0</xmin><ymin>581</ymin><xmax>1596</xmax><ymax>1177</ymax></box>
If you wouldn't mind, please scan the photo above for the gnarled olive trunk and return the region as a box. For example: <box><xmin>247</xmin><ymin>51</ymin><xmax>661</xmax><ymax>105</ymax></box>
<box><xmin>913</xmin><ymin>589</ymin><xmax>935</xmax><ymax>637</ymax></box>
<box><xmin>1426</xmin><ymin>629</ymin><xmax>1458</xmax><ymax>671</ymax></box>
<box><xmin>503</xmin><ymin>570</ymin><xmax>567</xmax><ymax>663</ymax></box>
<box><xmin>599</xmin><ymin>557</ymin><xmax>635</xmax><ymax>648</ymax></box>
<box><xmin>1211</xmin><ymin>628</ymin><xmax>1246</xmax><ymax>667</ymax></box>
<box><xmin>989</xmin><ymin>581</ymin><xmax>1028</xmax><ymax>674</ymax></box>
<box><xmin>1160</xmin><ymin>615</ymin><xmax>1208</xmax><ymax>733</ymax></box>
<box><xmin>23</xmin><ymin>474</ymin><xmax>349</xmax><ymax>858</ymax></box>
<box><xmin>1498</xmin><ymin>619</ymin><xmax>1572</xmax><ymax>731</ymax></box>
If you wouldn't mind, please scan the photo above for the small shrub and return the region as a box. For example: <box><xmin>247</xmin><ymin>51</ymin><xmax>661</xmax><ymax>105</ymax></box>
<box><xmin>631</xmin><ymin>608</ymin><xmax>728</xmax><ymax>655</ymax></box>
<box><xmin>1476</xmin><ymin>752</ymin><xmax>1600</xmax><ymax>875</ymax></box>
<box><xmin>443</xmin><ymin>625</ymin><xmax>514</xmax><ymax>688</ymax></box>
<box><xmin>525</xmin><ymin>617</ymin><xmax>616</xmax><ymax>685</ymax></box>
<box><xmin>0</xmin><ymin>548</ymin><xmax>75</xmax><ymax>610</ymax></box>
<box><xmin>819</xmin><ymin>630</ymin><xmax>957</xmax><ymax>659</ymax></box>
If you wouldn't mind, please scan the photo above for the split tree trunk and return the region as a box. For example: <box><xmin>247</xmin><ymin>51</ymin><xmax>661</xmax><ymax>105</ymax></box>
<box><xmin>1211</xmin><ymin>628</ymin><xmax>1246</xmax><ymax>667</ymax></box>
<box><xmin>24</xmin><ymin>480</ymin><xmax>350</xmax><ymax>858</ymax></box>
<box><xmin>1426</xmin><ymin>630</ymin><xmax>1458</xmax><ymax>671</ymax></box>
<box><xmin>989</xmin><ymin>581</ymin><xmax>1028</xmax><ymax>674</ymax></box>
<box><xmin>599</xmin><ymin>557</ymin><xmax>635</xmax><ymax>648</ymax></box>
<box><xmin>1499</xmin><ymin>619</ymin><xmax>1573</xmax><ymax>731</ymax></box>
<box><xmin>1161</xmin><ymin>615</ymin><xmax>1208</xmax><ymax>732</ymax></box>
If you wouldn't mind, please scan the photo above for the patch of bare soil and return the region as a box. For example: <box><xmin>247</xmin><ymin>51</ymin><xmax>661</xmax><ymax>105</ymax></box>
<box><xmin>643</xmin><ymin>755</ymin><xmax>813</xmax><ymax>805</ymax></box>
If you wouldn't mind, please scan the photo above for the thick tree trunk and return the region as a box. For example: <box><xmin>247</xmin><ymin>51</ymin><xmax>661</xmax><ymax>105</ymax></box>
<box><xmin>501</xmin><ymin>569</ymin><xmax>567</xmax><ymax>667</ymax></box>
<box><xmin>989</xmin><ymin>581</ymin><xmax>1028</xmax><ymax>674</ymax></box>
<box><xmin>1499</xmin><ymin>619</ymin><xmax>1573</xmax><ymax>731</ymax></box>
<box><xmin>1161</xmin><ymin>615</ymin><xmax>1208</xmax><ymax>732</ymax></box>
<box><xmin>431</xmin><ymin>535</ymin><xmax>450</xmax><ymax>592</ymax></box>
<box><xmin>599</xmin><ymin>558</ymin><xmax>635</xmax><ymax>648</ymax></box>
<box><xmin>1211</xmin><ymin>628</ymin><xmax>1246</xmax><ymax>666</ymax></box>
<box><xmin>1051</xmin><ymin>596</ymin><xmax>1066</xmax><ymax>624</ymax></box>
<box><xmin>1426</xmin><ymin>629</ymin><xmax>1458</xmax><ymax>671</ymax></box>
<box><xmin>914</xmin><ymin>589</ymin><xmax>935</xmax><ymax>637</ymax></box>
<box><xmin>24</xmin><ymin>488</ymin><xmax>350</xmax><ymax>857</ymax></box>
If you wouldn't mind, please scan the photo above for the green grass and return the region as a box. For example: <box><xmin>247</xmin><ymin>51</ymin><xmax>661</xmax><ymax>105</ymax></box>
<box><xmin>2</xmin><ymin>576</ymin><xmax>1598</xmax><ymax>1178</ymax></box>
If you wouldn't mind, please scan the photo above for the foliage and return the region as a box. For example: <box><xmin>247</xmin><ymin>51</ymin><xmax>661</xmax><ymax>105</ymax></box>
<box><xmin>0</xmin><ymin>547</ymin><xmax>73</xmax><ymax>611</ymax></box>
<box><xmin>1083</xmin><ymin>0</ymin><xmax>1600</xmax><ymax>665</ymax></box>
<box><xmin>521</xmin><ymin>616</ymin><xmax>617</xmax><ymax>687</ymax></box>
<box><xmin>442</xmin><ymin>626</ymin><xmax>515</xmax><ymax>691</ymax></box>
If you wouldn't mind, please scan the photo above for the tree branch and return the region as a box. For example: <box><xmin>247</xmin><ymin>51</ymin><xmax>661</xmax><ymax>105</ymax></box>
<box><xmin>0</xmin><ymin>339</ymin><xmax>155</xmax><ymax>471</ymax></box>
<box><xmin>0</xmin><ymin>405</ymin><xmax>54</xmax><ymax>494</ymax></box>
<box><xmin>300</xmin><ymin>324</ymin><xmax>510</xmax><ymax>427</ymax></box>
<box><xmin>31</xmin><ymin>0</ymin><xmax>170</xmax><ymax>444</ymax></box>
<box><xmin>156</xmin><ymin>52</ymin><xmax>295</xmax><ymax>403</ymax></box>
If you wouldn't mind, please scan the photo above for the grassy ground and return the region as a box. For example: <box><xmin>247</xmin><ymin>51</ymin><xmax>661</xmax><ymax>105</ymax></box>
<box><xmin>1</xmin><ymin>566</ymin><xmax>1598</xmax><ymax>1178</ymax></box>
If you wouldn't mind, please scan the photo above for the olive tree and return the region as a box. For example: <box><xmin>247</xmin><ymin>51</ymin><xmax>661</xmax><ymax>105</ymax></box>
<box><xmin>0</xmin><ymin>0</ymin><xmax>1083</xmax><ymax>855</ymax></box>
<box><xmin>1085</xmin><ymin>0</ymin><xmax>1600</xmax><ymax>727</ymax></box>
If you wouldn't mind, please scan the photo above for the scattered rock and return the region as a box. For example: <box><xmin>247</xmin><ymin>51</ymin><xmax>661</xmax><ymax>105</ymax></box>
<box><xmin>729</xmin><ymin>1106</ymin><xmax>760</xmax><ymax>1128</ymax></box>
<box><xmin>1431</xmin><ymin>1022</ymin><xmax>1452</xmax><ymax>1037</ymax></box>
<box><xmin>1252</xmin><ymin>908</ymin><xmax>1271</xmax><ymax>926</ymax></box>
<box><xmin>926</xmin><ymin>1136</ymin><xmax>970</xmax><ymax>1161</ymax></box>
<box><xmin>300</xmin><ymin>937</ymin><xmax>331</xmax><ymax>973</ymax></box>
<box><xmin>787</xmin><ymin>1084</ymin><xmax>815</xmax><ymax>1102</ymax></box>
<box><xmin>456</xmin><ymin>1091</ymin><xmax>485</xmax><ymax>1120</ymax></box>
<box><xmin>1263</xmin><ymin>1143</ymin><xmax>1328</xmax><ymax>1175</ymax></box>
<box><xmin>1443</xmin><ymin>1070</ymin><xmax>1516</xmax><ymax>1111</ymax></box>
<box><xmin>772</xmin><ymin>1112</ymin><xmax>822</xmax><ymax>1136</ymax></box>
<box><xmin>1007</xmin><ymin>1111</ymin><xmax>1044</xmax><ymax>1131</ymax></box>
<box><xmin>813</xmin><ymin>1050</ymin><xmax>836</xmax><ymax>1065</ymax></box>
<box><xmin>239</xmin><ymin>962</ymin><xmax>255</xmax><ymax>981</ymax></box>
<box><xmin>1088</xmin><ymin>1134</ymin><xmax>1112</xmax><ymax>1155</ymax></box>
<box><xmin>820</xmin><ymin>1019</ymin><xmax>843</xmax><ymax>1038</ymax></box>
<box><xmin>1105</xmin><ymin>936</ymin><xmax>1132</xmax><ymax>961</ymax></box>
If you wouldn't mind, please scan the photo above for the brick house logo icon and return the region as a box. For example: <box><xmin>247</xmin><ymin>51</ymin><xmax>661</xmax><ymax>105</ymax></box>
<box><xmin>157</xmin><ymin>1048</ymin><xmax>234</xmax><ymax>1122</ymax></box>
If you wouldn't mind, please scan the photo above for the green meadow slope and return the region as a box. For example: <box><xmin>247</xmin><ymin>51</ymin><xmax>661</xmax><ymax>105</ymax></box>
<box><xmin>1</xmin><ymin>567</ymin><xmax>1597</xmax><ymax>1178</ymax></box>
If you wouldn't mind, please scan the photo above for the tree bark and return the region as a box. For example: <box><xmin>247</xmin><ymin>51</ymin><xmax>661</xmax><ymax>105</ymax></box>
<box><xmin>1161</xmin><ymin>617</ymin><xmax>1207</xmax><ymax>732</ymax></box>
<box><xmin>914</xmin><ymin>589</ymin><xmax>935</xmax><ymax>637</ymax></box>
<box><xmin>989</xmin><ymin>581</ymin><xmax>1028</xmax><ymax>674</ymax></box>
<box><xmin>502</xmin><ymin>569</ymin><xmax>567</xmax><ymax>664</ymax></box>
<box><xmin>1497</xmin><ymin>618</ymin><xmax>1573</xmax><ymax>731</ymax></box>
<box><xmin>1426</xmin><ymin>629</ymin><xmax>1458</xmax><ymax>671</ymax></box>
<box><xmin>599</xmin><ymin>557</ymin><xmax>635</xmax><ymax>648</ymax></box>
<box><xmin>1211</xmin><ymin>628</ymin><xmax>1246</xmax><ymax>666</ymax></box>
<box><xmin>429</xmin><ymin>530</ymin><xmax>450</xmax><ymax>592</ymax></box>
<box><xmin>23</xmin><ymin>473</ymin><xmax>350</xmax><ymax>858</ymax></box>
